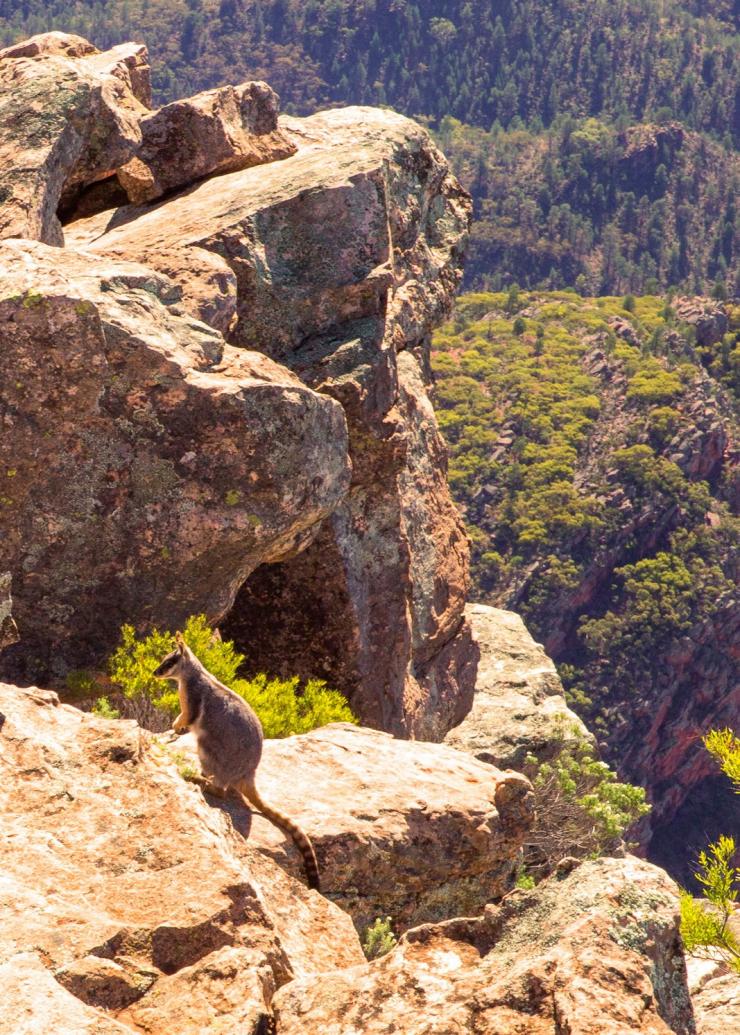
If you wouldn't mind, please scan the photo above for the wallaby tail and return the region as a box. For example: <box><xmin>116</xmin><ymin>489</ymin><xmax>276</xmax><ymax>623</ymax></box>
<box><xmin>238</xmin><ymin>779</ymin><xmax>321</xmax><ymax>893</ymax></box>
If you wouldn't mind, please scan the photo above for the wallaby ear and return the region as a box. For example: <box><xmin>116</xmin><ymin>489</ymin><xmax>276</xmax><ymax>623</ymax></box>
<box><xmin>175</xmin><ymin>631</ymin><xmax>185</xmax><ymax>654</ymax></box>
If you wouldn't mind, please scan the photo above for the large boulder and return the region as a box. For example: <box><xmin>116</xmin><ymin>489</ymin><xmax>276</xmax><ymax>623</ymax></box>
<box><xmin>444</xmin><ymin>602</ymin><xmax>592</xmax><ymax>768</ymax></box>
<box><xmin>188</xmin><ymin>723</ymin><xmax>534</xmax><ymax>935</ymax></box>
<box><xmin>116</xmin><ymin>81</ymin><xmax>296</xmax><ymax>204</ymax></box>
<box><xmin>274</xmin><ymin>855</ymin><xmax>697</xmax><ymax>1035</ymax></box>
<box><xmin>0</xmin><ymin>683</ymin><xmax>363</xmax><ymax>1035</ymax></box>
<box><xmin>0</xmin><ymin>33</ymin><xmax>149</xmax><ymax>245</ymax></box>
<box><xmin>0</xmin><ymin>240</ymin><xmax>349</xmax><ymax>683</ymax></box>
<box><xmin>67</xmin><ymin>103</ymin><xmax>473</xmax><ymax>736</ymax></box>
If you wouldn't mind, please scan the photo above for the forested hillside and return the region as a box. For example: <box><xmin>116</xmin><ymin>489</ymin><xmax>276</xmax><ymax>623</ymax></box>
<box><xmin>2</xmin><ymin>1</ymin><xmax>735</xmax><ymax>132</ymax></box>
<box><xmin>434</xmin><ymin>116</ymin><xmax>738</xmax><ymax>296</ymax></box>
<box><xmin>432</xmin><ymin>290</ymin><xmax>739</xmax><ymax>870</ymax></box>
<box><xmin>1</xmin><ymin>0</ymin><xmax>737</xmax><ymax>294</ymax></box>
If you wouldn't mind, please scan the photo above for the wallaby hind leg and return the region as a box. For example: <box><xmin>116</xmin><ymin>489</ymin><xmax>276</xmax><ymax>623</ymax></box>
<box><xmin>237</xmin><ymin>778</ymin><xmax>321</xmax><ymax>893</ymax></box>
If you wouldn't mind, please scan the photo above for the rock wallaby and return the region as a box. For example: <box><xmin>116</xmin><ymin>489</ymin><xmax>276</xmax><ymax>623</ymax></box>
<box><xmin>154</xmin><ymin>632</ymin><xmax>320</xmax><ymax>891</ymax></box>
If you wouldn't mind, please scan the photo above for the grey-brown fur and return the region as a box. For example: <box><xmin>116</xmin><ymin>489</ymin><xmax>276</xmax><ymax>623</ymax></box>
<box><xmin>154</xmin><ymin>633</ymin><xmax>320</xmax><ymax>891</ymax></box>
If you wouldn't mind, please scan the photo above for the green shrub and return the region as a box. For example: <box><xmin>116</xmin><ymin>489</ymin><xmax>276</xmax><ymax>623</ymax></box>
<box><xmin>704</xmin><ymin>728</ymin><xmax>740</xmax><ymax>789</ymax></box>
<box><xmin>232</xmin><ymin>673</ymin><xmax>356</xmax><ymax>738</ymax></box>
<box><xmin>91</xmin><ymin>696</ymin><xmax>120</xmax><ymax>720</ymax></box>
<box><xmin>362</xmin><ymin>917</ymin><xmax>397</xmax><ymax>960</ymax></box>
<box><xmin>523</xmin><ymin>731</ymin><xmax>650</xmax><ymax>880</ymax></box>
<box><xmin>107</xmin><ymin>614</ymin><xmax>357</xmax><ymax>736</ymax></box>
<box><xmin>680</xmin><ymin>836</ymin><xmax>740</xmax><ymax>972</ymax></box>
<box><xmin>680</xmin><ymin>730</ymin><xmax>740</xmax><ymax>972</ymax></box>
<box><xmin>626</xmin><ymin>367</ymin><xmax>684</xmax><ymax>404</ymax></box>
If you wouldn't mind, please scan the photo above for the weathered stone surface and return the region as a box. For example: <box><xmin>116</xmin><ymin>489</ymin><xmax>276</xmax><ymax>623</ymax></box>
<box><xmin>68</xmin><ymin>104</ymin><xmax>472</xmax><ymax>736</ymax></box>
<box><xmin>0</xmin><ymin>683</ymin><xmax>363</xmax><ymax>1034</ymax></box>
<box><xmin>692</xmin><ymin>972</ymin><xmax>740</xmax><ymax>1034</ymax></box>
<box><xmin>685</xmin><ymin>919</ymin><xmax>740</xmax><ymax>1035</ymax></box>
<box><xmin>444</xmin><ymin>602</ymin><xmax>592</xmax><ymax>768</ymax></box>
<box><xmin>3</xmin><ymin>37</ymin><xmax>473</xmax><ymax>735</ymax></box>
<box><xmin>0</xmin><ymin>33</ymin><xmax>148</xmax><ymax>245</ymax></box>
<box><xmin>274</xmin><ymin>855</ymin><xmax>697</xmax><ymax>1035</ymax></box>
<box><xmin>0</xmin><ymin>240</ymin><xmax>349</xmax><ymax>683</ymax></box>
<box><xmin>0</xmin><ymin>572</ymin><xmax>18</xmax><ymax>652</ymax></box>
<box><xmin>117</xmin><ymin>81</ymin><xmax>296</xmax><ymax>204</ymax></box>
<box><xmin>175</xmin><ymin>722</ymin><xmax>534</xmax><ymax>936</ymax></box>
<box><xmin>68</xmin><ymin>104</ymin><xmax>473</xmax><ymax>737</ymax></box>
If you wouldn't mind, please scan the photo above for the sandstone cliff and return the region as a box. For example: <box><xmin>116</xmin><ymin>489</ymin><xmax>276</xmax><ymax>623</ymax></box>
<box><xmin>0</xmin><ymin>33</ymin><xmax>472</xmax><ymax>740</ymax></box>
<box><xmin>0</xmin><ymin>31</ymin><xmax>716</xmax><ymax>1035</ymax></box>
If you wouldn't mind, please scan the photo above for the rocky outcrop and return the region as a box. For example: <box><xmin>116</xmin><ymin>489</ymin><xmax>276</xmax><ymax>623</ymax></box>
<box><xmin>0</xmin><ymin>240</ymin><xmax>349</xmax><ymax>683</ymax></box>
<box><xmin>674</xmin><ymin>297</ymin><xmax>729</xmax><ymax>348</ymax></box>
<box><xmin>175</xmin><ymin>722</ymin><xmax>534</xmax><ymax>935</ymax></box>
<box><xmin>0</xmin><ymin>682</ymin><xmax>364</xmax><ymax>1035</ymax></box>
<box><xmin>1</xmin><ymin>34</ymin><xmax>472</xmax><ymax>735</ymax></box>
<box><xmin>0</xmin><ymin>682</ymin><xmax>535</xmax><ymax>1032</ymax></box>
<box><xmin>274</xmin><ymin>854</ymin><xmax>696</xmax><ymax>1034</ymax></box>
<box><xmin>444</xmin><ymin>602</ymin><xmax>591</xmax><ymax>769</ymax></box>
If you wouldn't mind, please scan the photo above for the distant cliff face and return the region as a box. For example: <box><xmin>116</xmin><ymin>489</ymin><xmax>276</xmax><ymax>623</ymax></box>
<box><xmin>0</xmin><ymin>33</ymin><xmax>472</xmax><ymax>739</ymax></box>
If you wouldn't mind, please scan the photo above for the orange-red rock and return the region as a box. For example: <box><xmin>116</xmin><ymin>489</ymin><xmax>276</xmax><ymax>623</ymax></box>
<box><xmin>274</xmin><ymin>855</ymin><xmax>696</xmax><ymax>1035</ymax></box>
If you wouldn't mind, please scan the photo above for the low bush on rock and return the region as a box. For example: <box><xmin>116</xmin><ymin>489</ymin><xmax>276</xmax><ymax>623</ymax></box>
<box><xmin>680</xmin><ymin>728</ymin><xmax>740</xmax><ymax>972</ymax></box>
<box><xmin>107</xmin><ymin>614</ymin><xmax>357</xmax><ymax>737</ymax></box>
<box><xmin>362</xmin><ymin>916</ymin><xmax>397</xmax><ymax>960</ymax></box>
<box><xmin>522</xmin><ymin>728</ymin><xmax>650</xmax><ymax>880</ymax></box>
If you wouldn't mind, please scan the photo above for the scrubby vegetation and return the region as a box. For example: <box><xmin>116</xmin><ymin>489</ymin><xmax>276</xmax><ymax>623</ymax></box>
<box><xmin>432</xmin><ymin>290</ymin><xmax>738</xmax><ymax>737</ymax></box>
<box><xmin>362</xmin><ymin>916</ymin><xmax>398</xmax><ymax>960</ymax></box>
<box><xmin>522</xmin><ymin>729</ymin><xmax>650</xmax><ymax>880</ymax></box>
<box><xmin>107</xmin><ymin>614</ymin><xmax>357</xmax><ymax>736</ymax></box>
<box><xmin>680</xmin><ymin>729</ymin><xmax>740</xmax><ymax>972</ymax></box>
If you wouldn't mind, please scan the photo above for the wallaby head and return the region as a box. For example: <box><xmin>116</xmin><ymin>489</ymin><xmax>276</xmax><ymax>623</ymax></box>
<box><xmin>153</xmin><ymin>631</ymin><xmax>190</xmax><ymax>680</ymax></box>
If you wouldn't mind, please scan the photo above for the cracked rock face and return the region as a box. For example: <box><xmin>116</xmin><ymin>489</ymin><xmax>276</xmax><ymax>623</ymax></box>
<box><xmin>0</xmin><ymin>240</ymin><xmax>349</xmax><ymax>683</ymax></box>
<box><xmin>69</xmin><ymin>102</ymin><xmax>474</xmax><ymax>737</ymax></box>
<box><xmin>444</xmin><ymin>602</ymin><xmax>592</xmax><ymax>769</ymax></box>
<box><xmin>273</xmin><ymin>855</ymin><xmax>696</xmax><ymax>1035</ymax></box>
